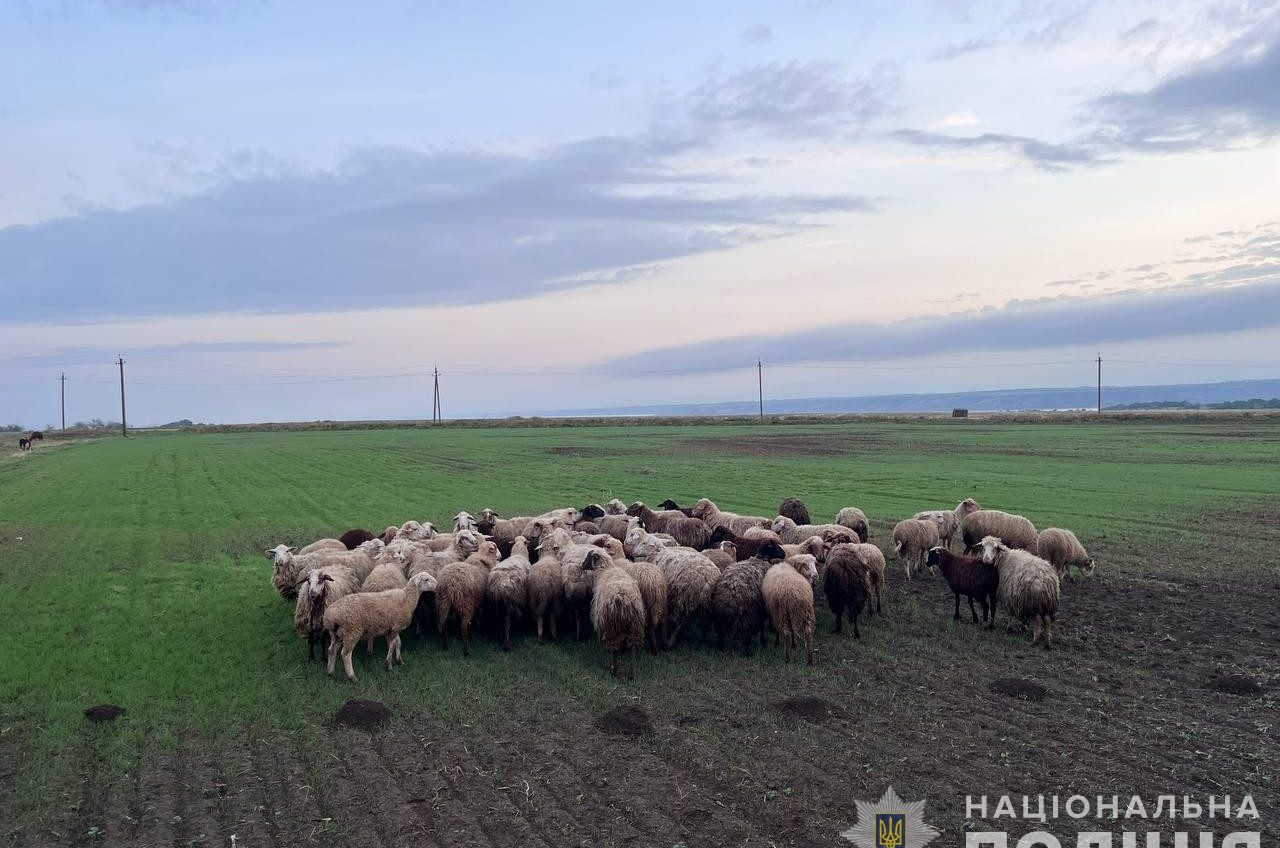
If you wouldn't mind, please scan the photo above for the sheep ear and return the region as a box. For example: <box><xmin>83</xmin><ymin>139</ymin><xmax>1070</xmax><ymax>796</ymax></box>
<box><xmin>264</xmin><ymin>549</ymin><xmax>274</xmax><ymax>559</ymax></box>
<box><xmin>288</xmin><ymin>546</ymin><xmax>298</xmax><ymax>554</ymax></box>
<box><xmin>322</xmin><ymin>574</ymin><xmax>334</xmax><ymax>582</ymax></box>
<box><xmin>295</xmin><ymin>576</ymin><xmax>309</xmax><ymax>586</ymax></box>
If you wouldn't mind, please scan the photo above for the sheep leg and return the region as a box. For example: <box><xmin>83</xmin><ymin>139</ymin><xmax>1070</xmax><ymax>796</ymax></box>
<box><xmin>804</xmin><ymin>632</ymin><xmax>813</xmax><ymax>666</ymax></box>
<box><xmin>548</xmin><ymin>612</ymin><xmax>558</xmax><ymax>642</ymax></box>
<box><xmin>342</xmin><ymin>645</ymin><xmax>358</xmax><ymax>683</ymax></box>
<box><xmin>629</xmin><ymin>645</ymin><xmax>639</xmax><ymax>680</ymax></box>
<box><xmin>384</xmin><ymin>636</ymin><xmax>397</xmax><ymax>671</ymax></box>
<box><xmin>439</xmin><ymin>616</ymin><xmax>449</xmax><ymax>651</ymax></box>
<box><xmin>394</xmin><ymin>633</ymin><xmax>404</xmax><ymax>664</ymax></box>
<box><xmin>953</xmin><ymin>593</ymin><xmax>962</xmax><ymax>621</ymax></box>
<box><xmin>782</xmin><ymin>631</ymin><xmax>792</xmax><ymax>663</ymax></box>
<box><xmin>366</xmin><ymin>635</ymin><xmax>374</xmax><ymax>655</ymax></box>
<box><xmin>326</xmin><ymin>635</ymin><xmax>339</xmax><ymax>676</ymax></box>
<box><xmin>501</xmin><ymin>610</ymin><xmax>512</xmax><ymax>652</ymax></box>
<box><xmin>852</xmin><ymin>611</ymin><xmax>861</xmax><ymax>640</ymax></box>
<box><xmin>665</xmin><ymin>619</ymin><xmax>684</xmax><ymax>650</ymax></box>
<box><xmin>967</xmin><ymin>595</ymin><xmax>979</xmax><ymax>623</ymax></box>
<box><xmin>460</xmin><ymin>616</ymin><xmax>472</xmax><ymax>657</ymax></box>
<box><xmin>875</xmin><ymin>585</ymin><xmax>881</xmax><ymax>613</ymax></box>
<box><xmin>832</xmin><ymin>606</ymin><xmax>843</xmax><ymax>634</ymax></box>
<box><xmin>608</xmin><ymin>650</ymin><xmax>618</xmax><ymax>677</ymax></box>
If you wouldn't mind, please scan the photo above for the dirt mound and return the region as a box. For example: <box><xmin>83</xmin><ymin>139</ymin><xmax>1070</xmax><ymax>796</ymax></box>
<box><xmin>773</xmin><ymin>696</ymin><xmax>839</xmax><ymax>721</ymax></box>
<box><xmin>989</xmin><ymin>678</ymin><xmax>1047</xmax><ymax>701</ymax></box>
<box><xmin>334</xmin><ymin>699</ymin><xmax>392</xmax><ymax>730</ymax></box>
<box><xmin>1209</xmin><ymin>673</ymin><xmax>1263</xmax><ymax>695</ymax></box>
<box><xmin>84</xmin><ymin>704</ymin><xmax>126</xmax><ymax>722</ymax></box>
<box><xmin>597</xmin><ymin>705</ymin><xmax>653</xmax><ymax>737</ymax></box>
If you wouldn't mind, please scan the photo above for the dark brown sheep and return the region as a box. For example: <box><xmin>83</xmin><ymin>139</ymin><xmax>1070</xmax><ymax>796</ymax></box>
<box><xmin>927</xmin><ymin>546</ymin><xmax>999</xmax><ymax>627</ymax></box>
<box><xmin>778</xmin><ymin>497</ymin><xmax>811</xmax><ymax>526</ymax></box>
<box><xmin>338</xmin><ymin>528</ymin><xmax>376</xmax><ymax>550</ymax></box>
<box><xmin>706</xmin><ymin>526</ymin><xmax>786</xmax><ymax>562</ymax></box>
<box><xmin>626</xmin><ymin>502</ymin><xmax>709</xmax><ymax>549</ymax></box>
<box><xmin>823</xmin><ymin>544</ymin><xmax>872</xmax><ymax>638</ymax></box>
<box><xmin>709</xmin><ymin>557</ymin><xmax>773</xmax><ymax>655</ymax></box>
<box><xmin>657</xmin><ymin>498</ymin><xmax>696</xmax><ymax>517</ymax></box>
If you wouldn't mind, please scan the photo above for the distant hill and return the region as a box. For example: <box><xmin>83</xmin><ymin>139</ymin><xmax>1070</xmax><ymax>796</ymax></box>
<box><xmin>1106</xmin><ymin>397</ymin><xmax>1280</xmax><ymax>411</ymax></box>
<box><xmin>548</xmin><ymin>378</ymin><xmax>1280</xmax><ymax>416</ymax></box>
<box><xmin>156</xmin><ymin>419</ymin><xmax>195</xmax><ymax>429</ymax></box>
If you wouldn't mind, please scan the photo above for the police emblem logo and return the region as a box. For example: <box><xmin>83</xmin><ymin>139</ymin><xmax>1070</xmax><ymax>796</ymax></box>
<box><xmin>840</xmin><ymin>787</ymin><xmax>939</xmax><ymax>848</ymax></box>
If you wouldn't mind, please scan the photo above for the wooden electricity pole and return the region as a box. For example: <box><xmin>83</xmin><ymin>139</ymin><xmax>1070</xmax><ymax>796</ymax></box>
<box><xmin>60</xmin><ymin>371</ymin><xmax>66</xmax><ymax>430</ymax></box>
<box><xmin>1096</xmin><ymin>354</ymin><xmax>1102</xmax><ymax>414</ymax></box>
<box><xmin>117</xmin><ymin>356</ymin><xmax>128</xmax><ymax>437</ymax></box>
<box><xmin>757</xmin><ymin>360</ymin><xmax>764</xmax><ymax>420</ymax></box>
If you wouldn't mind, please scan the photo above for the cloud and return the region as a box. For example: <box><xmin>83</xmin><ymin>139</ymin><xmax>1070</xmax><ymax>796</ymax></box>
<box><xmin>740</xmin><ymin>24</ymin><xmax>774</xmax><ymax>44</ymax></box>
<box><xmin>604</xmin><ymin>281</ymin><xmax>1280</xmax><ymax>375</ymax></box>
<box><xmin>928</xmin><ymin>110</ymin><xmax>981</xmax><ymax>130</ymax></box>
<box><xmin>0</xmin><ymin>341</ymin><xmax>341</xmax><ymax>368</ymax></box>
<box><xmin>0</xmin><ymin>137</ymin><xmax>873</xmax><ymax>323</ymax></box>
<box><xmin>887</xmin><ymin>129</ymin><xmax>1106</xmax><ymax>171</ymax></box>
<box><xmin>1089</xmin><ymin>35</ymin><xmax>1280</xmax><ymax>152</ymax></box>
<box><xmin>933</xmin><ymin>38</ymin><xmax>996</xmax><ymax>60</ymax></box>
<box><xmin>676</xmin><ymin>61</ymin><xmax>896</xmax><ymax>138</ymax></box>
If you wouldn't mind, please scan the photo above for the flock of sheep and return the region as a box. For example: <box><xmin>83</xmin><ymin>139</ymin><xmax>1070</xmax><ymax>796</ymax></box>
<box><xmin>265</xmin><ymin>497</ymin><xmax>1096</xmax><ymax>681</ymax></box>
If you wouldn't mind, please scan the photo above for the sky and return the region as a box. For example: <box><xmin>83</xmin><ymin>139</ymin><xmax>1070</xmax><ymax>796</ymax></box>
<box><xmin>2</xmin><ymin>0</ymin><xmax>1279</xmax><ymax>426</ymax></box>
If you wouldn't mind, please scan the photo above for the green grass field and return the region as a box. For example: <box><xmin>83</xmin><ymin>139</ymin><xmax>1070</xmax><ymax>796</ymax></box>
<box><xmin>1</xmin><ymin>421</ymin><xmax>1277</xmax><ymax>844</ymax></box>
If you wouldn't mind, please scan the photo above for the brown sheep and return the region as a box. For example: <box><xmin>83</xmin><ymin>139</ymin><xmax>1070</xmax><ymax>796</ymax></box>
<box><xmin>626</xmin><ymin>501</ymin><xmax>709</xmax><ymax>549</ymax></box>
<box><xmin>892</xmin><ymin>518</ymin><xmax>940</xmax><ymax>580</ymax></box>
<box><xmin>778</xmin><ymin>497</ymin><xmax>811</xmax><ymax>526</ymax></box>
<box><xmin>586</xmin><ymin>560</ymin><xmax>646</xmax><ymax>678</ymax></box>
<box><xmin>1036</xmin><ymin>528</ymin><xmax>1095</xmax><ymax>579</ymax></box>
<box><xmin>762</xmin><ymin>557</ymin><xmax>818</xmax><ymax>664</ymax></box>
<box><xmin>961</xmin><ymin>509</ymin><xmax>1038</xmax><ymax>553</ymax></box>
<box><xmin>822</xmin><ymin>543</ymin><xmax>873</xmax><ymax>638</ymax></box>
<box><xmin>435</xmin><ymin>540</ymin><xmax>500</xmax><ymax>655</ymax></box>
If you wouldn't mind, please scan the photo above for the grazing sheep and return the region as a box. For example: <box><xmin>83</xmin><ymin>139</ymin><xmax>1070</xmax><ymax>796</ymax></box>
<box><xmin>486</xmin><ymin>537</ymin><xmax>531</xmax><ymax>651</ymax></box>
<box><xmin>822</xmin><ymin>544</ymin><xmax>873</xmax><ymax>638</ymax></box>
<box><xmin>690</xmin><ymin>498</ymin><xmax>771</xmax><ymax>536</ymax></box>
<box><xmin>323</xmin><ymin>572</ymin><xmax>438</xmax><ymax>682</ymax></box>
<box><xmin>338</xmin><ymin>528</ymin><xmax>376</xmax><ymax>550</ymax></box>
<box><xmin>657</xmin><ymin>498</ymin><xmax>696</xmax><ymax>517</ymax></box>
<box><xmin>453</xmin><ymin>511</ymin><xmax>478</xmax><ymax>532</ymax></box>
<box><xmin>847</xmin><ymin>543</ymin><xmax>887</xmax><ymax>613</ymax></box>
<box><xmin>829</xmin><ymin>507</ymin><xmax>869</xmax><ymax>542</ymax></box>
<box><xmin>961</xmin><ymin>509</ymin><xmax>1038</xmax><ymax>553</ymax></box>
<box><xmin>632</xmin><ymin>539</ymin><xmax>720</xmax><ymax>649</ymax></box>
<box><xmin>526</xmin><ymin>540</ymin><xmax>564</xmax><ymax>641</ymax></box>
<box><xmin>705</xmin><ymin>526</ymin><xmax>786</xmax><ymax>562</ymax></box>
<box><xmin>586</xmin><ymin>558</ymin><xmax>646</xmax><ymax>678</ymax></box>
<box><xmin>892</xmin><ymin>518</ymin><xmax>940</xmax><ymax>580</ymax></box>
<box><xmin>300</xmin><ymin>538</ymin><xmax>345</xmax><ymax>555</ymax></box>
<box><xmin>436</xmin><ymin>540</ymin><xmax>500</xmax><ymax>655</ymax></box>
<box><xmin>1036</xmin><ymin>528</ymin><xmax>1095</xmax><ymax>579</ymax></box>
<box><xmin>293</xmin><ymin>566</ymin><xmax>362</xmax><ymax>661</ymax></box>
<box><xmin>778</xmin><ymin>497</ymin><xmax>812</xmax><ymax>526</ymax></box>
<box><xmin>626</xmin><ymin>501</ymin><xmax>709</xmax><ymax>549</ymax></box>
<box><xmin>926</xmin><ymin>546</ymin><xmax>998</xmax><ymax>626</ymax></box>
<box><xmin>266</xmin><ymin>545</ymin><xmax>375</xmax><ymax>600</ymax></box>
<box><xmin>978</xmin><ymin>536</ymin><xmax>1060</xmax><ymax>647</ymax></box>
<box><xmin>762</xmin><ymin>558</ymin><xmax>818</xmax><ymax>664</ymax></box>
<box><xmin>709</xmin><ymin>556</ymin><xmax>773</xmax><ymax>655</ymax></box>
<box><xmin>913</xmin><ymin>510</ymin><xmax>960</xmax><ymax>550</ymax></box>
<box><xmin>702</xmin><ymin>542</ymin><xmax>738</xmax><ymax>572</ymax></box>
<box><xmin>771</xmin><ymin>516</ymin><xmax>857</xmax><ymax>549</ymax></box>
<box><xmin>604</xmin><ymin>498</ymin><xmax>628</xmax><ymax>515</ymax></box>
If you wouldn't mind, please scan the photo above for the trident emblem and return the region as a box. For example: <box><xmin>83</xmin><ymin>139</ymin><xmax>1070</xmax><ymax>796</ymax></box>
<box><xmin>876</xmin><ymin>813</ymin><xmax>905</xmax><ymax>848</ymax></box>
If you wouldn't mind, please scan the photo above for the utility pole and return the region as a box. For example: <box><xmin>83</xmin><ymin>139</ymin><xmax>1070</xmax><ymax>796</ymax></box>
<box><xmin>757</xmin><ymin>360</ymin><xmax>764</xmax><ymax>420</ymax></box>
<box><xmin>60</xmin><ymin>372</ymin><xmax>66</xmax><ymax>430</ymax></box>
<box><xmin>432</xmin><ymin>367</ymin><xmax>441</xmax><ymax>422</ymax></box>
<box><xmin>117</xmin><ymin>356</ymin><xmax>128</xmax><ymax>437</ymax></box>
<box><xmin>1096</xmin><ymin>353</ymin><xmax>1102</xmax><ymax>414</ymax></box>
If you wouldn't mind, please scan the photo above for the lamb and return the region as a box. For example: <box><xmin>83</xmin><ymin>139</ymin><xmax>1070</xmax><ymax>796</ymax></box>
<box><xmin>690</xmin><ymin>498</ymin><xmax>771</xmax><ymax>536</ymax></box>
<box><xmin>709</xmin><ymin>556</ymin><xmax>773</xmax><ymax>655</ymax></box>
<box><xmin>926</xmin><ymin>546</ymin><xmax>998</xmax><ymax>626</ymax></box>
<box><xmin>338</xmin><ymin>528</ymin><xmax>376</xmax><ymax>550</ymax></box>
<box><xmin>833</xmin><ymin>507</ymin><xmax>871</xmax><ymax>542</ymax></box>
<box><xmin>1036</xmin><ymin>528</ymin><xmax>1095</xmax><ymax>579</ymax></box>
<box><xmin>526</xmin><ymin>537</ymin><xmax>564</xmax><ymax>641</ymax></box>
<box><xmin>705</xmin><ymin>526</ymin><xmax>786</xmax><ymax>562</ymax></box>
<box><xmin>892</xmin><ymin>518</ymin><xmax>941</xmax><ymax>580</ymax></box>
<box><xmin>435</xmin><ymin>540</ymin><xmax>500</xmax><ymax>655</ymax></box>
<box><xmin>762</xmin><ymin>557</ymin><xmax>818</xmax><ymax>664</ymax></box>
<box><xmin>625</xmin><ymin>501</ymin><xmax>709</xmax><ymax>549</ymax></box>
<box><xmin>977</xmin><ymin>536</ymin><xmax>1060</xmax><ymax>647</ymax></box>
<box><xmin>846</xmin><ymin>542</ymin><xmax>886</xmax><ymax>613</ymax></box>
<box><xmin>293</xmin><ymin>565</ymin><xmax>362</xmax><ymax>661</ymax></box>
<box><xmin>586</xmin><ymin>558</ymin><xmax>646</xmax><ymax>678</ymax></box>
<box><xmin>778</xmin><ymin>497</ymin><xmax>812</xmax><ymax>526</ymax></box>
<box><xmin>912</xmin><ymin>510</ymin><xmax>960</xmax><ymax>550</ymax></box>
<box><xmin>299</xmin><ymin>538</ymin><xmax>345</xmax><ymax>555</ymax></box>
<box><xmin>322</xmin><ymin>572</ymin><xmax>438</xmax><ymax>681</ymax></box>
<box><xmin>486</xmin><ymin>536</ymin><xmax>531</xmax><ymax>650</ymax></box>
<box><xmin>657</xmin><ymin>498</ymin><xmax>696</xmax><ymax>517</ymax></box>
<box><xmin>961</xmin><ymin>509</ymin><xmax>1038</xmax><ymax>553</ymax></box>
<box><xmin>822</xmin><ymin>544</ymin><xmax>873</xmax><ymax>638</ymax></box>
<box><xmin>632</xmin><ymin>538</ymin><xmax>720</xmax><ymax>649</ymax></box>
<box><xmin>266</xmin><ymin>545</ymin><xmax>376</xmax><ymax>600</ymax></box>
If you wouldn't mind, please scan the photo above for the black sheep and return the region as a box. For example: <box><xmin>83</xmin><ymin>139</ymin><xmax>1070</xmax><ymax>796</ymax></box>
<box><xmin>926</xmin><ymin>546</ymin><xmax>999</xmax><ymax>627</ymax></box>
<box><xmin>338</xmin><ymin>528</ymin><xmax>376</xmax><ymax>550</ymax></box>
<box><xmin>823</xmin><ymin>543</ymin><xmax>871</xmax><ymax>638</ymax></box>
<box><xmin>778</xmin><ymin>497</ymin><xmax>811</xmax><ymax>526</ymax></box>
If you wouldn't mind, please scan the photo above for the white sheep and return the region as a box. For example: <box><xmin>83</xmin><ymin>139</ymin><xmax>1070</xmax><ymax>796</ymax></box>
<box><xmin>486</xmin><ymin>536</ymin><xmax>531</xmax><ymax>650</ymax></box>
<box><xmin>322</xmin><ymin>572</ymin><xmax>439</xmax><ymax>682</ymax></box>
<box><xmin>762</xmin><ymin>557</ymin><xmax>818</xmax><ymax>664</ymax></box>
<box><xmin>977</xmin><ymin>535</ymin><xmax>1060</xmax><ymax>647</ymax></box>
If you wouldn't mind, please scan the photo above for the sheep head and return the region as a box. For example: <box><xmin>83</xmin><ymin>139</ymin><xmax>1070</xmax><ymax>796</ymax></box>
<box><xmin>356</xmin><ymin>539</ymin><xmax>384</xmax><ymax>559</ymax></box>
<box><xmin>625</xmin><ymin>501</ymin><xmax>647</xmax><ymax>518</ymax></box>
<box><xmin>580</xmin><ymin>548</ymin><xmax>612</xmax><ymax>571</ymax></box>
<box><xmin>303</xmin><ymin>569</ymin><xmax>335</xmax><ymax>599</ymax></box>
<box><xmin>978</xmin><ymin>535</ymin><xmax>1008</xmax><ymax>565</ymax></box>
<box><xmin>510</xmin><ymin>536</ymin><xmax>530</xmax><ymax>558</ymax></box>
<box><xmin>759</xmin><ymin>540</ymin><xmax>787</xmax><ymax>562</ymax></box>
<box><xmin>454</xmin><ymin>528</ymin><xmax>481</xmax><ymax>555</ymax></box>
<box><xmin>453</xmin><ymin>511</ymin><xmax>477</xmax><ymax>532</ymax></box>
<box><xmin>956</xmin><ymin>498</ymin><xmax>982</xmax><ymax>517</ymax></box>
<box><xmin>266</xmin><ymin>544</ymin><xmax>297</xmax><ymax>566</ymax></box>
<box><xmin>604</xmin><ymin>498</ymin><xmax>627</xmax><ymax>515</ymax></box>
<box><xmin>690</xmin><ymin>498</ymin><xmax>716</xmax><ymax>521</ymax></box>
<box><xmin>479</xmin><ymin>507</ymin><xmax>500</xmax><ymax>522</ymax></box>
<box><xmin>770</xmin><ymin>515</ymin><xmax>793</xmax><ymax>534</ymax></box>
<box><xmin>718</xmin><ymin>540</ymin><xmax>738</xmax><ymax>558</ymax></box>
<box><xmin>925</xmin><ymin>546</ymin><xmax>945</xmax><ymax>572</ymax></box>
<box><xmin>408</xmin><ymin>571</ymin><xmax>438</xmax><ymax>594</ymax></box>
<box><xmin>580</xmin><ymin>503</ymin><xmax>605</xmax><ymax>521</ymax></box>
<box><xmin>657</xmin><ymin>498</ymin><xmax>681</xmax><ymax>511</ymax></box>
